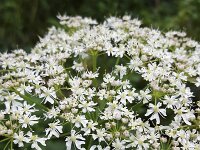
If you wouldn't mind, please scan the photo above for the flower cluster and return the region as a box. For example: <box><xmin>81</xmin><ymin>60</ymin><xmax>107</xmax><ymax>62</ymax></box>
<box><xmin>0</xmin><ymin>15</ymin><xmax>200</xmax><ymax>150</ymax></box>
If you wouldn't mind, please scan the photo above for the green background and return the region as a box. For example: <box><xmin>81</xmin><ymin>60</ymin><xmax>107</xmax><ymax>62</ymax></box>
<box><xmin>0</xmin><ymin>0</ymin><xmax>200</xmax><ymax>52</ymax></box>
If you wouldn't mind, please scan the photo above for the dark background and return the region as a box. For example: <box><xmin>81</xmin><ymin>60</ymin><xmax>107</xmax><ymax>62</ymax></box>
<box><xmin>0</xmin><ymin>0</ymin><xmax>200</xmax><ymax>52</ymax></box>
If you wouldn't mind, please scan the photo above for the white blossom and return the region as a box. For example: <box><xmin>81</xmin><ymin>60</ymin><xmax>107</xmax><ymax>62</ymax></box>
<box><xmin>145</xmin><ymin>102</ymin><xmax>167</xmax><ymax>124</ymax></box>
<box><xmin>65</xmin><ymin>130</ymin><xmax>85</xmax><ymax>150</ymax></box>
<box><xmin>45</xmin><ymin>120</ymin><xmax>63</xmax><ymax>138</ymax></box>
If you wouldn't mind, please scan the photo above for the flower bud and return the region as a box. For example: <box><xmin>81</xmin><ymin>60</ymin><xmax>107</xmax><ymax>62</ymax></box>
<box><xmin>6</xmin><ymin>121</ymin><xmax>11</xmax><ymax>126</ymax></box>
<box><xmin>105</xmin><ymin>123</ymin><xmax>111</xmax><ymax>129</ymax></box>
<box><xmin>59</xmin><ymin>104</ymin><xmax>66</xmax><ymax>110</ymax></box>
<box><xmin>71</xmin><ymin>108</ymin><xmax>78</xmax><ymax>114</ymax></box>
<box><xmin>0</xmin><ymin>113</ymin><xmax>4</xmax><ymax>120</ymax></box>
<box><xmin>122</xmin><ymin>118</ymin><xmax>128</xmax><ymax>124</ymax></box>
<box><xmin>123</xmin><ymin>130</ymin><xmax>129</xmax><ymax>137</ymax></box>
<box><xmin>115</xmin><ymin>131</ymin><xmax>120</xmax><ymax>137</ymax></box>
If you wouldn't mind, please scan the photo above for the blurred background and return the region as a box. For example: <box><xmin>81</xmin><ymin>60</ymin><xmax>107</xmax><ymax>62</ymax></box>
<box><xmin>0</xmin><ymin>0</ymin><xmax>200</xmax><ymax>52</ymax></box>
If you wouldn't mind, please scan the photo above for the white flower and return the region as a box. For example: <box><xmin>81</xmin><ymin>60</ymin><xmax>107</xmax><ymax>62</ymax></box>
<box><xmin>163</xmin><ymin>95</ymin><xmax>178</xmax><ymax>109</ymax></box>
<box><xmin>112</xmin><ymin>138</ymin><xmax>126</xmax><ymax>150</ymax></box>
<box><xmin>141</xmin><ymin>63</ymin><xmax>159</xmax><ymax>81</ymax></box>
<box><xmin>82</xmin><ymin>70</ymin><xmax>99</xmax><ymax>79</ymax></box>
<box><xmin>145</xmin><ymin>102</ymin><xmax>166</xmax><ymax>124</ymax></box>
<box><xmin>78</xmin><ymin>101</ymin><xmax>97</xmax><ymax>113</ymax></box>
<box><xmin>18</xmin><ymin>101</ymin><xmax>37</xmax><ymax>114</ymax></box>
<box><xmin>172</xmin><ymin>72</ymin><xmax>187</xmax><ymax>81</ymax></box>
<box><xmin>103</xmin><ymin>74</ymin><xmax>115</xmax><ymax>84</ymax></box>
<box><xmin>72</xmin><ymin>61</ymin><xmax>85</xmax><ymax>72</ymax></box>
<box><xmin>45</xmin><ymin>120</ymin><xmax>63</xmax><ymax>138</ymax></box>
<box><xmin>13</xmin><ymin>131</ymin><xmax>30</xmax><ymax>147</ymax></box>
<box><xmin>82</xmin><ymin>80</ymin><xmax>92</xmax><ymax>87</ymax></box>
<box><xmin>139</xmin><ymin>89</ymin><xmax>152</xmax><ymax>104</ymax></box>
<box><xmin>17</xmin><ymin>83</ymin><xmax>33</xmax><ymax>95</ymax></box>
<box><xmin>65</xmin><ymin>130</ymin><xmax>85</xmax><ymax>150</ymax></box>
<box><xmin>39</xmin><ymin>87</ymin><xmax>56</xmax><ymax>104</ymax></box>
<box><xmin>126</xmin><ymin>132</ymin><xmax>149</xmax><ymax>150</ymax></box>
<box><xmin>113</xmin><ymin>109</ymin><xmax>122</xmax><ymax>120</ymax></box>
<box><xmin>81</xmin><ymin>120</ymin><xmax>97</xmax><ymax>135</ymax></box>
<box><xmin>195</xmin><ymin>77</ymin><xmax>200</xmax><ymax>87</ymax></box>
<box><xmin>90</xmin><ymin>145</ymin><xmax>110</xmax><ymax>150</ymax></box>
<box><xmin>72</xmin><ymin>115</ymin><xmax>88</xmax><ymax>128</ymax></box>
<box><xmin>92</xmin><ymin>128</ymin><xmax>106</xmax><ymax>142</ymax></box>
<box><xmin>19</xmin><ymin>114</ymin><xmax>39</xmax><ymax>128</ymax></box>
<box><xmin>4</xmin><ymin>92</ymin><xmax>23</xmax><ymax>112</ymax></box>
<box><xmin>115</xmin><ymin>65</ymin><xmax>127</xmax><ymax>79</ymax></box>
<box><xmin>97</xmin><ymin>89</ymin><xmax>109</xmax><ymax>100</ymax></box>
<box><xmin>176</xmin><ymin>84</ymin><xmax>193</xmax><ymax>99</ymax></box>
<box><xmin>128</xmin><ymin>58</ymin><xmax>143</xmax><ymax>71</ymax></box>
<box><xmin>27</xmin><ymin>131</ymin><xmax>46</xmax><ymax>150</ymax></box>
<box><xmin>45</xmin><ymin>107</ymin><xmax>60</xmax><ymax>119</ymax></box>
<box><xmin>116</xmin><ymin>90</ymin><xmax>132</xmax><ymax>105</ymax></box>
<box><xmin>174</xmin><ymin>107</ymin><xmax>195</xmax><ymax>125</ymax></box>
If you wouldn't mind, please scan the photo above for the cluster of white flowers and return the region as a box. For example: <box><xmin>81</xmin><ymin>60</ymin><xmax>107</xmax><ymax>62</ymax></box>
<box><xmin>0</xmin><ymin>15</ymin><xmax>200</xmax><ymax>150</ymax></box>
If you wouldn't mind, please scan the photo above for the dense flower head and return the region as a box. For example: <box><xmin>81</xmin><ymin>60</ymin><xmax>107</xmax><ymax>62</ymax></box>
<box><xmin>0</xmin><ymin>14</ymin><xmax>200</xmax><ymax>149</ymax></box>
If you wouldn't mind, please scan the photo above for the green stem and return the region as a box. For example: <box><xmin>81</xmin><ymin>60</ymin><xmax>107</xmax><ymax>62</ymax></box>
<box><xmin>92</xmin><ymin>54</ymin><xmax>97</xmax><ymax>72</ymax></box>
<box><xmin>124</xmin><ymin>54</ymin><xmax>131</xmax><ymax>60</ymax></box>
<box><xmin>13</xmin><ymin>89</ymin><xmax>49</xmax><ymax>111</ymax></box>
<box><xmin>167</xmin><ymin>141</ymin><xmax>172</xmax><ymax>150</ymax></box>
<box><xmin>180</xmin><ymin>124</ymin><xmax>199</xmax><ymax>129</ymax></box>
<box><xmin>0</xmin><ymin>69</ymin><xmax>15</xmax><ymax>73</ymax></box>
<box><xmin>115</xmin><ymin>57</ymin><xmax>120</xmax><ymax>66</ymax></box>
<box><xmin>131</xmin><ymin>102</ymin><xmax>142</xmax><ymax>110</ymax></box>
<box><xmin>10</xmin><ymin>138</ymin><xmax>13</xmax><ymax>150</ymax></box>
<box><xmin>3</xmin><ymin>140</ymin><xmax>11</xmax><ymax>150</ymax></box>
<box><xmin>92</xmin><ymin>52</ymin><xmax>98</xmax><ymax>87</ymax></box>
<box><xmin>55</xmin><ymin>85</ymin><xmax>66</xmax><ymax>100</ymax></box>
<box><xmin>0</xmin><ymin>137</ymin><xmax>10</xmax><ymax>143</ymax></box>
<box><xmin>86</xmin><ymin>136</ymin><xmax>93</xmax><ymax>150</ymax></box>
<box><xmin>52</xmin><ymin>132</ymin><xmax>70</xmax><ymax>139</ymax></box>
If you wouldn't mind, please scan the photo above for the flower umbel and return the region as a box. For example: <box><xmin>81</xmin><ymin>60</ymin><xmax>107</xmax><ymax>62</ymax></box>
<box><xmin>0</xmin><ymin>15</ymin><xmax>200</xmax><ymax>150</ymax></box>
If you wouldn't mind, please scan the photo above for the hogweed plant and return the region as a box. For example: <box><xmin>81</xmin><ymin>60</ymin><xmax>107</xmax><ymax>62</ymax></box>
<box><xmin>0</xmin><ymin>15</ymin><xmax>200</xmax><ymax>150</ymax></box>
